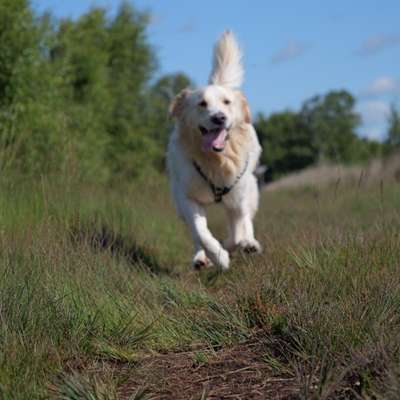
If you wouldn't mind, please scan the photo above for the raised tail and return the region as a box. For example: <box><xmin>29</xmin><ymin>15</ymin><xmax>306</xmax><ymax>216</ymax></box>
<box><xmin>208</xmin><ymin>30</ymin><xmax>244</xmax><ymax>89</ymax></box>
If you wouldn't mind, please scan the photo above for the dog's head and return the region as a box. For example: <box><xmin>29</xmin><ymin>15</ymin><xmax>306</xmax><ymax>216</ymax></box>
<box><xmin>170</xmin><ymin>85</ymin><xmax>251</xmax><ymax>153</ymax></box>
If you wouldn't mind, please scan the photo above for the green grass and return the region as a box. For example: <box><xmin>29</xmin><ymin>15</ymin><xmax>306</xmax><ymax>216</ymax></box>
<box><xmin>0</xmin><ymin>173</ymin><xmax>400</xmax><ymax>398</ymax></box>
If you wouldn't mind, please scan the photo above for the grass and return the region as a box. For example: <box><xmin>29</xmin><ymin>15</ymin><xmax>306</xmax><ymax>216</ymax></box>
<box><xmin>0</xmin><ymin>167</ymin><xmax>399</xmax><ymax>399</ymax></box>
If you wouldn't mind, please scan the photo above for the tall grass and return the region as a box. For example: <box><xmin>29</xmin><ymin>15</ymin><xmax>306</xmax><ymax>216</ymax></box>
<box><xmin>0</xmin><ymin>167</ymin><xmax>399</xmax><ymax>398</ymax></box>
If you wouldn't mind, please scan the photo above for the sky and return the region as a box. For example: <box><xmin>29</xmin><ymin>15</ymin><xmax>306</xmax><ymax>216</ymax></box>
<box><xmin>32</xmin><ymin>0</ymin><xmax>400</xmax><ymax>141</ymax></box>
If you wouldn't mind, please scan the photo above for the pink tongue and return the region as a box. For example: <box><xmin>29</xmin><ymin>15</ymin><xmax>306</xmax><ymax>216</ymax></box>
<box><xmin>202</xmin><ymin>129</ymin><xmax>227</xmax><ymax>152</ymax></box>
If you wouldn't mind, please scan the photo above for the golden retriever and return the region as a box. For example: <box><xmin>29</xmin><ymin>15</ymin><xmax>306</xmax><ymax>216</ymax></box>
<box><xmin>167</xmin><ymin>31</ymin><xmax>262</xmax><ymax>270</ymax></box>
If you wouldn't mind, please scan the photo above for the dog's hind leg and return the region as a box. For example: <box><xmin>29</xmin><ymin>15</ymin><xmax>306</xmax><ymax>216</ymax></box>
<box><xmin>224</xmin><ymin>177</ymin><xmax>262</xmax><ymax>254</ymax></box>
<box><xmin>223</xmin><ymin>208</ymin><xmax>245</xmax><ymax>251</ymax></box>
<box><xmin>225</xmin><ymin>209</ymin><xmax>262</xmax><ymax>254</ymax></box>
<box><xmin>224</xmin><ymin>208</ymin><xmax>260</xmax><ymax>252</ymax></box>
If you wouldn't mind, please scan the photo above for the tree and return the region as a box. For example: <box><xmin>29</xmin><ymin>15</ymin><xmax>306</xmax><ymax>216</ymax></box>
<box><xmin>151</xmin><ymin>73</ymin><xmax>192</xmax><ymax>103</ymax></box>
<box><xmin>51</xmin><ymin>2</ymin><xmax>158</xmax><ymax>180</ymax></box>
<box><xmin>351</xmin><ymin>138</ymin><xmax>383</xmax><ymax>162</ymax></box>
<box><xmin>0</xmin><ymin>0</ymin><xmax>67</xmax><ymax>173</ymax></box>
<box><xmin>300</xmin><ymin>90</ymin><xmax>360</xmax><ymax>163</ymax></box>
<box><xmin>385</xmin><ymin>103</ymin><xmax>400</xmax><ymax>151</ymax></box>
<box><xmin>255</xmin><ymin>90</ymin><xmax>381</xmax><ymax>180</ymax></box>
<box><xmin>0</xmin><ymin>0</ymin><xmax>54</xmax><ymax>107</ymax></box>
<box><xmin>254</xmin><ymin>110</ymin><xmax>316</xmax><ymax>179</ymax></box>
<box><xmin>106</xmin><ymin>2</ymin><xmax>158</xmax><ymax>178</ymax></box>
<box><xmin>149</xmin><ymin>73</ymin><xmax>193</xmax><ymax>152</ymax></box>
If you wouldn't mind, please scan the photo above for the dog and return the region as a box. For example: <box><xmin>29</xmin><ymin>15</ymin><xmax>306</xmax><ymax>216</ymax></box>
<box><xmin>167</xmin><ymin>31</ymin><xmax>262</xmax><ymax>270</ymax></box>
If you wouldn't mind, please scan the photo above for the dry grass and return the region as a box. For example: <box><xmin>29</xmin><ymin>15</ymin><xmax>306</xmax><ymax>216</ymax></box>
<box><xmin>264</xmin><ymin>152</ymin><xmax>400</xmax><ymax>192</ymax></box>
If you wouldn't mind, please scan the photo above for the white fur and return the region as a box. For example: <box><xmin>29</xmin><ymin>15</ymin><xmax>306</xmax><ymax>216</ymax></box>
<box><xmin>209</xmin><ymin>31</ymin><xmax>244</xmax><ymax>88</ymax></box>
<box><xmin>167</xmin><ymin>31</ymin><xmax>262</xmax><ymax>271</ymax></box>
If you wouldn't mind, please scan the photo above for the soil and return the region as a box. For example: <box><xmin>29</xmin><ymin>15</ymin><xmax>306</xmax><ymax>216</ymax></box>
<box><xmin>118</xmin><ymin>337</ymin><xmax>301</xmax><ymax>400</ymax></box>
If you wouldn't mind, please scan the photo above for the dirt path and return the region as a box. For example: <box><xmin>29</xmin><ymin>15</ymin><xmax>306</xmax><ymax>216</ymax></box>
<box><xmin>119</xmin><ymin>338</ymin><xmax>300</xmax><ymax>399</ymax></box>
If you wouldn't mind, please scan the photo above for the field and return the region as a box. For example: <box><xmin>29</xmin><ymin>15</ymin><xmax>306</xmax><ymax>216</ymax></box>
<box><xmin>1</xmin><ymin>162</ymin><xmax>400</xmax><ymax>399</ymax></box>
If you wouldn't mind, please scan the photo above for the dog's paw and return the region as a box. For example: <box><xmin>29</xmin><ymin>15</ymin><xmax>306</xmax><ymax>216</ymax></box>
<box><xmin>193</xmin><ymin>259</ymin><xmax>206</xmax><ymax>270</ymax></box>
<box><xmin>213</xmin><ymin>248</ymin><xmax>230</xmax><ymax>271</ymax></box>
<box><xmin>192</xmin><ymin>253</ymin><xmax>213</xmax><ymax>270</ymax></box>
<box><xmin>238</xmin><ymin>239</ymin><xmax>262</xmax><ymax>254</ymax></box>
<box><xmin>192</xmin><ymin>258</ymin><xmax>213</xmax><ymax>270</ymax></box>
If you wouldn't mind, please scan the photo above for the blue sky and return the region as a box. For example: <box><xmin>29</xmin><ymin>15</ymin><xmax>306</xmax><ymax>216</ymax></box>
<box><xmin>32</xmin><ymin>0</ymin><xmax>400</xmax><ymax>140</ymax></box>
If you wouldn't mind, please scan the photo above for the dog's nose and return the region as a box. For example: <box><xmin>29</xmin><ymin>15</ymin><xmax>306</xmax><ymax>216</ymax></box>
<box><xmin>210</xmin><ymin>112</ymin><xmax>226</xmax><ymax>126</ymax></box>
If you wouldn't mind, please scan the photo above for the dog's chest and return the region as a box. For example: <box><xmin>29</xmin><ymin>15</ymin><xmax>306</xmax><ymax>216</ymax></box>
<box><xmin>186</xmin><ymin>168</ymin><xmax>238</xmax><ymax>205</ymax></box>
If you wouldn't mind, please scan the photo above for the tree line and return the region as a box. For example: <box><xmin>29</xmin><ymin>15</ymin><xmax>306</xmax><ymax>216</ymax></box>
<box><xmin>254</xmin><ymin>91</ymin><xmax>399</xmax><ymax>180</ymax></box>
<box><xmin>0</xmin><ymin>0</ymin><xmax>399</xmax><ymax>183</ymax></box>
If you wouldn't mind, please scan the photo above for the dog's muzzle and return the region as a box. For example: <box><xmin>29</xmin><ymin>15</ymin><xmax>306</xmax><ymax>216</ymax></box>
<box><xmin>199</xmin><ymin>124</ymin><xmax>231</xmax><ymax>152</ymax></box>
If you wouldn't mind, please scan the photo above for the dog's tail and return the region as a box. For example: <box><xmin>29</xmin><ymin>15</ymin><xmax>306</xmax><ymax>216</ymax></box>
<box><xmin>209</xmin><ymin>30</ymin><xmax>243</xmax><ymax>89</ymax></box>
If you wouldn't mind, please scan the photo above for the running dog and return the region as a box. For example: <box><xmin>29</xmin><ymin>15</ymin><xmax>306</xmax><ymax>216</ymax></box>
<box><xmin>167</xmin><ymin>31</ymin><xmax>262</xmax><ymax>270</ymax></box>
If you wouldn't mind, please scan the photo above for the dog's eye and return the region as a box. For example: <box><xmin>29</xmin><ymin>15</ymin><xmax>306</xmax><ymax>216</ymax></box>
<box><xmin>223</xmin><ymin>99</ymin><xmax>231</xmax><ymax>105</ymax></box>
<box><xmin>198</xmin><ymin>100</ymin><xmax>207</xmax><ymax>107</ymax></box>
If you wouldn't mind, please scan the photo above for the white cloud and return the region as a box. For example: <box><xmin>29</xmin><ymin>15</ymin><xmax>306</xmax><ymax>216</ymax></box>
<box><xmin>358</xmin><ymin>100</ymin><xmax>390</xmax><ymax>124</ymax></box>
<box><xmin>357</xmin><ymin>100</ymin><xmax>390</xmax><ymax>140</ymax></box>
<box><xmin>364</xmin><ymin>76</ymin><xmax>399</xmax><ymax>96</ymax></box>
<box><xmin>358</xmin><ymin>34</ymin><xmax>400</xmax><ymax>56</ymax></box>
<box><xmin>360</xmin><ymin>126</ymin><xmax>385</xmax><ymax>140</ymax></box>
<box><xmin>271</xmin><ymin>40</ymin><xmax>308</xmax><ymax>64</ymax></box>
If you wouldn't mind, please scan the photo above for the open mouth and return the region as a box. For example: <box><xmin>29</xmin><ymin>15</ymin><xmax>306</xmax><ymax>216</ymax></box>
<box><xmin>199</xmin><ymin>126</ymin><xmax>228</xmax><ymax>152</ymax></box>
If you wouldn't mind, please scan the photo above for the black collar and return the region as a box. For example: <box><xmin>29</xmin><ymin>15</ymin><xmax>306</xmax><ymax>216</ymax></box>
<box><xmin>193</xmin><ymin>157</ymin><xmax>249</xmax><ymax>203</ymax></box>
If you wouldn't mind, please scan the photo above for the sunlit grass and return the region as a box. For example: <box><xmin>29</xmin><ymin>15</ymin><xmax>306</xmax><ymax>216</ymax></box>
<box><xmin>0</xmin><ymin>172</ymin><xmax>399</xmax><ymax>398</ymax></box>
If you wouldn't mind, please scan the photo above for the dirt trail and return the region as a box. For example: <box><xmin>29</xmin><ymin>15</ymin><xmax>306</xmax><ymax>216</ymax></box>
<box><xmin>119</xmin><ymin>338</ymin><xmax>299</xmax><ymax>400</ymax></box>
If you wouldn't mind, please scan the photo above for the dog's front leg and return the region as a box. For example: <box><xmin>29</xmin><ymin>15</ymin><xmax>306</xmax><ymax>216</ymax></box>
<box><xmin>181</xmin><ymin>198</ymin><xmax>230</xmax><ymax>270</ymax></box>
<box><xmin>192</xmin><ymin>243</ymin><xmax>214</xmax><ymax>270</ymax></box>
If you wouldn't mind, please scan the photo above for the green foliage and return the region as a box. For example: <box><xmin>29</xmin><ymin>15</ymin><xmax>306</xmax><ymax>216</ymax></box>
<box><xmin>385</xmin><ymin>103</ymin><xmax>400</xmax><ymax>152</ymax></box>
<box><xmin>150</xmin><ymin>72</ymin><xmax>193</xmax><ymax>144</ymax></box>
<box><xmin>50</xmin><ymin>3</ymin><xmax>159</xmax><ymax>180</ymax></box>
<box><xmin>105</xmin><ymin>3</ymin><xmax>158</xmax><ymax>177</ymax></box>
<box><xmin>0</xmin><ymin>1</ymin><xmax>193</xmax><ymax>182</ymax></box>
<box><xmin>255</xmin><ymin>110</ymin><xmax>316</xmax><ymax>179</ymax></box>
<box><xmin>0</xmin><ymin>0</ymin><xmax>43</xmax><ymax>105</ymax></box>
<box><xmin>255</xmin><ymin>90</ymin><xmax>383</xmax><ymax>179</ymax></box>
<box><xmin>300</xmin><ymin>90</ymin><xmax>361</xmax><ymax>162</ymax></box>
<box><xmin>52</xmin><ymin>372</ymin><xmax>119</xmax><ymax>400</ymax></box>
<box><xmin>352</xmin><ymin>137</ymin><xmax>383</xmax><ymax>162</ymax></box>
<box><xmin>148</xmin><ymin>72</ymin><xmax>193</xmax><ymax>168</ymax></box>
<box><xmin>0</xmin><ymin>0</ymin><xmax>66</xmax><ymax>173</ymax></box>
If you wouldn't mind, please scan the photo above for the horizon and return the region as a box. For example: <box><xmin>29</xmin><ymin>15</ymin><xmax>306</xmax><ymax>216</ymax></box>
<box><xmin>32</xmin><ymin>0</ymin><xmax>400</xmax><ymax>141</ymax></box>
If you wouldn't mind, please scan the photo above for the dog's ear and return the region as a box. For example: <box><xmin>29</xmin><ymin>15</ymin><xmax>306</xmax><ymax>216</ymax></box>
<box><xmin>238</xmin><ymin>92</ymin><xmax>251</xmax><ymax>123</ymax></box>
<box><xmin>169</xmin><ymin>89</ymin><xmax>190</xmax><ymax>118</ymax></box>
